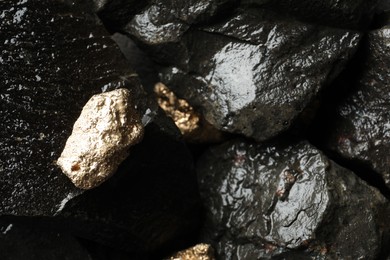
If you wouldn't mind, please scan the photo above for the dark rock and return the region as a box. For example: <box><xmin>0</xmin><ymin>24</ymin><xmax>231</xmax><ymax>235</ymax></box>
<box><xmin>123</xmin><ymin>0</ymin><xmax>237</xmax><ymax>45</ymax></box>
<box><xmin>112</xmin><ymin>33</ymin><xmax>160</xmax><ymax>92</ymax></box>
<box><xmin>376</xmin><ymin>0</ymin><xmax>390</xmax><ymax>14</ymax></box>
<box><xmin>47</xmin><ymin>113</ymin><xmax>201</xmax><ymax>255</ymax></box>
<box><xmin>94</xmin><ymin>0</ymin><xmax>151</xmax><ymax>32</ymax></box>
<box><xmin>156</xmin><ymin>9</ymin><xmax>360</xmax><ymax>141</ymax></box>
<box><xmin>242</xmin><ymin>0</ymin><xmax>380</xmax><ymax>29</ymax></box>
<box><xmin>77</xmin><ymin>237</ymin><xmax>140</xmax><ymax>260</ymax></box>
<box><xmin>96</xmin><ymin>0</ymin><xmax>238</xmax><ymax>37</ymax></box>
<box><xmin>372</xmin><ymin>0</ymin><xmax>390</xmax><ymax>29</ymax></box>
<box><xmin>197</xmin><ymin>139</ymin><xmax>389</xmax><ymax>259</ymax></box>
<box><xmin>0</xmin><ymin>0</ymin><xmax>144</xmax><ymax>216</ymax></box>
<box><xmin>321</xmin><ymin>26</ymin><xmax>390</xmax><ymax>189</ymax></box>
<box><xmin>0</xmin><ymin>218</ymin><xmax>91</xmax><ymax>260</ymax></box>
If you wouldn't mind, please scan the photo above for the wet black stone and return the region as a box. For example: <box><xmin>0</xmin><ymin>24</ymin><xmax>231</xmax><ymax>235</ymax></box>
<box><xmin>0</xmin><ymin>218</ymin><xmax>91</xmax><ymax>260</ymax></box>
<box><xmin>242</xmin><ymin>0</ymin><xmax>380</xmax><ymax>29</ymax></box>
<box><xmin>322</xmin><ymin>26</ymin><xmax>390</xmax><ymax>190</ymax></box>
<box><xmin>156</xmin><ymin>9</ymin><xmax>360</xmax><ymax>142</ymax></box>
<box><xmin>0</xmin><ymin>0</ymin><xmax>143</xmax><ymax>216</ymax></box>
<box><xmin>123</xmin><ymin>0</ymin><xmax>237</xmax><ymax>45</ymax></box>
<box><xmin>96</xmin><ymin>0</ymin><xmax>238</xmax><ymax>38</ymax></box>
<box><xmin>47</xmin><ymin>113</ymin><xmax>201</xmax><ymax>255</ymax></box>
<box><xmin>197</xmin><ymin>139</ymin><xmax>389</xmax><ymax>259</ymax></box>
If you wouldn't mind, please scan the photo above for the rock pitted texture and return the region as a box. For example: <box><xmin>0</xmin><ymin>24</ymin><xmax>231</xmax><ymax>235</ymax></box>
<box><xmin>158</xmin><ymin>9</ymin><xmax>360</xmax><ymax>141</ymax></box>
<box><xmin>0</xmin><ymin>0</ymin><xmax>143</xmax><ymax>215</ymax></box>
<box><xmin>197</xmin><ymin>140</ymin><xmax>389</xmax><ymax>259</ymax></box>
<box><xmin>57</xmin><ymin>88</ymin><xmax>144</xmax><ymax>189</ymax></box>
<box><xmin>323</xmin><ymin>26</ymin><xmax>390</xmax><ymax>189</ymax></box>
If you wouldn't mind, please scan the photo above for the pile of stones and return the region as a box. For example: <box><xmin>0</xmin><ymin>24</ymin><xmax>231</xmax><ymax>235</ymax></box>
<box><xmin>1</xmin><ymin>0</ymin><xmax>389</xmax><ymax>259</ymax></box>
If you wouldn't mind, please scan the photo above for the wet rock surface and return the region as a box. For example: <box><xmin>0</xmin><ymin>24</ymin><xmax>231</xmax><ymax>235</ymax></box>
<box><xmin>123</xmin><ymin>0</ymin><xmax>237</xmax><ymax>45</ymax></box>
<box><xmin>0</xmin><ymin>0</ymin><xmax>143</xmax><ymax>215</ymax></box>
<box><xmin>96</xmin><ymin>0</ymin><xmax>238</xmax><ymax>40</ymax></box>
<box><xmin>320</xmin><ymin>26</ymin><xmax>390</xmax><ymax>189</ymax></box>
<box><xmin>156</xmin><ymin>9</ymin><xmax>360</xmax><ymax>141</ymax></box>
<box><xmin>1</xmin><ymin>0</ymin><xmax>390</xmax><ymax>259</ymax></box>
<box><xmin>197</xmin><ymin>140</ymin><xmax>389</xmax><ymax>259</ymax></box>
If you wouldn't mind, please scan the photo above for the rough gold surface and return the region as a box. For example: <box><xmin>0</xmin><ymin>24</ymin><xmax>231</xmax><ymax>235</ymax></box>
<box><xmin>56</xmin><ymin>88</ymin><xmax>144</xmax><ymax>189</ymax></box>
<box><xmin>154</xmin><ymin>82</ymin><xmax>200</xmax><ymax>135</ymax></box>
<box><xmin>154</xmin><ymin>83</ymin><xmax>223</xmax><ymax>143</ymax></box>
<box><xmin>168</xmin><ymin>244</ymin><xmax>215</xmax><ymax>260</ymax></box>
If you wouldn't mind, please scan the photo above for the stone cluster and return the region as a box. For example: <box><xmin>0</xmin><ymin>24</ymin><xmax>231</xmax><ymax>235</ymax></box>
<box><xmin>0</xmin><ymin>0</ymin><xmax>389</xmax><ymax>259</ymax></box>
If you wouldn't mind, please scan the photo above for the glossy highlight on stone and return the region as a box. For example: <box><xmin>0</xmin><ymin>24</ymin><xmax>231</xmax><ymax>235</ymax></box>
<box><xmin>158</xmin><ymin>9</ymin><xmax>360</xmax><ymax>141</ymax></box>
<box><xmin>1</xmin><ymin>0</ymin><xmax>389</xmax><ymax>258</ymax></box>
<box><xmin>325</xmin><ymin>25</ymin><xmax>390</xmax><ymax>188</ymax></box>
<box><xmin>197</xmin><ymin>140</ymin><xmax>389</xmax><ymax>259</ymax></box>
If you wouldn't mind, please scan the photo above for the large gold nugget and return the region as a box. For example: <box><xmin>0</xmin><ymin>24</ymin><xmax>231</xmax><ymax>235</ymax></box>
<box><xmin>56</xmin><ymin>88</ymin><xmax>144</xmax><ymax>189</ymax></box>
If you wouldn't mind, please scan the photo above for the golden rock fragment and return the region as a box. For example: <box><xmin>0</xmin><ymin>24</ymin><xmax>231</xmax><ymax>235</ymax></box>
<box><xmin>168</xmin><ymin>244</ymin><xmax>215</xmax><ymax>260</ymax></box>
<box><xmin>154</xmin><ymin>83</ymin><xmax>223</xmax><ymax>143</ymax></box>
<box><xmin>56</xmin><ymin>88</ymin><xmax>144</xmax><ymax>189</ymax></box>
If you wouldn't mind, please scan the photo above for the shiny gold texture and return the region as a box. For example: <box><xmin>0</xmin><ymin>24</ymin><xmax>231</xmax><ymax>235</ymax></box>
<box><xmin>168</xmin><ymin>244</ymin><xmax>215</xmax><ymax>260</ymax></box>
<box><xmin>154</xmin><ymin>82</ymin><xmax>200</xmax><ymax>135</ymax></box>
<box><xmin>56</xmin><ymin>88</ymin><xmax>144</xmax><ymax>189</ymax></box>
<box><xmin>154</xmin><ymin>83</ymin><xmax>223</xmax><ymax>143</ymax></box>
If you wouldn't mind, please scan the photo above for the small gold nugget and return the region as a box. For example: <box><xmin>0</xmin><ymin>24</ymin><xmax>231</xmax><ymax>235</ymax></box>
<box><xmin>154</xmin><ymin>83</ymin><xmax>223</xmax><ymax>143</ymax></box>
<box><xmin>168</xmin><ymin>244</ymin><xmax>215</xmax><ymax>260</ymax></box>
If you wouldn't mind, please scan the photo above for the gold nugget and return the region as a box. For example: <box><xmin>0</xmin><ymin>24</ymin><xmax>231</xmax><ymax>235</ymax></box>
<box><xmin>57</xmin><ymin>88</ymin><xmax>144</xmax><ymax>189</ymax></box>
<box><xmin>154</xmin><ymin>83</ymin><xmax>223</xmax><ymax>143</ymax></box>
<box><xmin>168</xmin><ymin>244</ymin><xmax>215</xmax><ymax>260</ymax></box>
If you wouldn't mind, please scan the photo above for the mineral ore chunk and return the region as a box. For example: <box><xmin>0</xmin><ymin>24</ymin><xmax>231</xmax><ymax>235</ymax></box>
<box><xmin>57</xmin><ymin>88</ymin><xmax>144</xmax><ymax>189</ymax></box>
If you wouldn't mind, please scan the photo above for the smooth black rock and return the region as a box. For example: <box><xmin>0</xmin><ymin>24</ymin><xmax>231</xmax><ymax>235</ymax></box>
<box><xmin>242</xmin><ymin>0</ymin><xmax>379</xmax><ymax>29</ymax></box>
<box><xmin>323</xmin><ymin>26</ymin><xmax>390</xmax><ymax>189</ymax></box>
<box><xmin>47</xmin><ymin>113</ymin><xmax>201</xmax><ymax>255</ymax></box>
<box><xmin>156</xmin><ymin>9</ymin><xmax>360</xmax><ymax>142</ymax></box>
<box><xmin>0</xmin><ymin>218</ymin><xmax>91</xmax><ymax>260</ymax></box>
<box><xmin>197</xmin><ymin>139</ymin><xmax>389</xmax><ymax>259</ymax></box>
<box><xmin>0</xmin><ymin>0</ymin><xmax>143</xmax><ymax>216</ymax></box>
